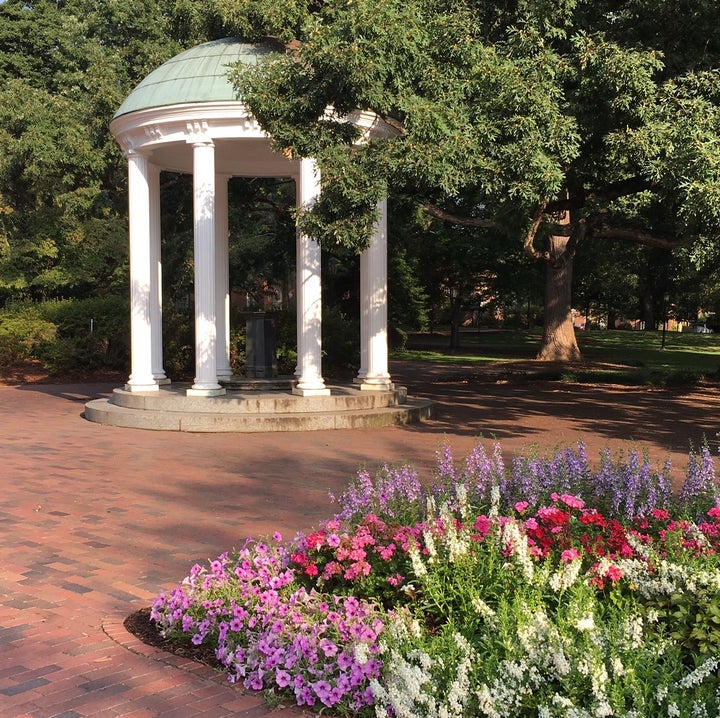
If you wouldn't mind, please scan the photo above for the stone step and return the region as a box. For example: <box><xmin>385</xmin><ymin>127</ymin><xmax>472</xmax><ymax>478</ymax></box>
<box><xmin>108</xmin><ymin>384</ymin><xmax>408</xmax><ymax>414</ymax></box>
<box><xmin>83</xmin><ymin>395</ymin><xmax>434</xmax><ymax>432</ymax></box>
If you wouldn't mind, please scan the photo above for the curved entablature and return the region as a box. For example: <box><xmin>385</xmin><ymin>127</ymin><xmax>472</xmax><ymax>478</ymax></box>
<box><xmin>110</xmin><ymin>101</ymin><xmax>283</xmax><ymax>176</ymax></box>
<box><xmin>111</xmin><ymin>102</ymin><xmax>266</xmax><ymax>151</ymax></box>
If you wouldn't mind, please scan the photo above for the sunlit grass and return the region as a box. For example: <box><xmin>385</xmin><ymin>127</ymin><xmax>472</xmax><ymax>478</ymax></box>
<box><xmin>393</xmin><ymin>329</ymin><xmax>720</xmax><ymax>386</ymax></box>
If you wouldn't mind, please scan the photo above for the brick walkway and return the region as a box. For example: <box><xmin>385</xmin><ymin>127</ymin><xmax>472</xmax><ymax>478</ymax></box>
<box><xmin>1</xmin><ymin>363</ymin><xmax>718</xmax><ymax>717</ymax></box>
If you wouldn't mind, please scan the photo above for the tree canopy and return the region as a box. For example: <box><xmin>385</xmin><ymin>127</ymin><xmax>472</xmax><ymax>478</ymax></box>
<box><xmin>1</xmin><ymin>0</ymin><xmax>719</xmax><ymax>365</ymax></box>
<box><xmin>224</xmin><ymin>0</ymin><xmax>720</xmax><ymax>356</ymax></box>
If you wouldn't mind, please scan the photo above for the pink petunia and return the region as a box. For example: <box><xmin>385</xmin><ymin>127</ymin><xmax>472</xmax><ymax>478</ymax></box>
<box><xmin>556</xmin><ymin>493</ymin><xmax>585</xmax><ymax>509</ymax></box>
<box><xmin>561</xmin><ymin>548</ymin><xmax>581</xmax><ymax>563</ymax></box>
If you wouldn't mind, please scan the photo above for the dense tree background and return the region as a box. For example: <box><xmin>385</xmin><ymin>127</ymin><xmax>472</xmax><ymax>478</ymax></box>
<box><xmin>226</xmin><ymin>0</ymin><xmax>720</xmax><ymax>358</ymax></box>
<box><xmin>0</xmin><ymin>0</ymin><xmax>719</xmax><ymax>375</ymax></box>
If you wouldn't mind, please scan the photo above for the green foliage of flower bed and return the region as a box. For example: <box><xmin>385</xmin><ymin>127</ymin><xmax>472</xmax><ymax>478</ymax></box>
<box><xmin>151</xmin><ymin>443</ymin><xmax>720</xmax><ymax>717</ymax></box>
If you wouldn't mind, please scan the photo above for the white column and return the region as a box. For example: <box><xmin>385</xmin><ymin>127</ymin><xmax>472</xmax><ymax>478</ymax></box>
<box><xmin>215</xmin><ymin>173</ymin><xmax>232</xmax><ymax>379</ymax></box>
<box><xmin>357</xmin><ymin>244</ymin><xmax>370</xmax><ymax>381</ymax></box>
<box><xmin>125</xmin><ymin>150</ymin><xmax>159</xmax><ymax>392</ymax></box>
<box><xmin>148</xmin><ymin>162</ymin><xmax>169</xmax><ymax>384</ymax></box>
<box><xmin>188</xmin><ymin>140</ymin><xmax>225</xmax><ymax>396</ymax></box>
<box><xmin>356</xmin><ymin>198</ymin><xmax>393</xmax><ymax>390</ymax></box>
<box><xmin>293</xmin><ymin>158</ymin><xmax>330</xmax><ymax>396</ymax></box>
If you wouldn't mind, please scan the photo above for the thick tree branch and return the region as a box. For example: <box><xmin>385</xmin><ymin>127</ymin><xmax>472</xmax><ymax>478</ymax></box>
<box><xmin>523</xmin><ymin>201</ymin><xmax>550</xmax><ymax>261</ymax></box>
<box><xmin>546</xmin><ymin>176</ymin><xmax>660</xmax><ymax>214</ymax></box>
<box><xmin>366</xmin><ymin>109</ymin><xmax>408</xmax><ymax>136</ymax></box>
<box><xmin>422</xmin><ymin>203</ymin><xmax>497</xmax><ymax>228</ymax></box>
<box><xmin>591</xmin><ymin>223</ymin><xmax>680</xmax><ymax>250</ymax></box>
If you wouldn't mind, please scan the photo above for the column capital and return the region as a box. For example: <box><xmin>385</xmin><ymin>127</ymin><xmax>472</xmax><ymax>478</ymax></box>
<box><xmin>185</xmin><ymin>120</ymin><xmax>213</xmax><ymax>146</ymax></box>
<box><xmin>124</xmin><ymin>147</ymin><xmax>149</xmax><ymax>160</ymax></box>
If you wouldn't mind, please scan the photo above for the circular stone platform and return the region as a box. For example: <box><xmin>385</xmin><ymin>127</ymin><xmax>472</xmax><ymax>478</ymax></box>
<box><xmin>84</xmin><ymin>384</ymin><xmax>435</xmax><ymax>432</ymax></box>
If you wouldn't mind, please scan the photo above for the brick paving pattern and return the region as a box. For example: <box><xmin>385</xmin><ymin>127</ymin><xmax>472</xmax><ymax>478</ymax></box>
<box><xmin>1</xmin><ymin>362</ymin><xmax>718</xmax><ymax>716</ymax></box>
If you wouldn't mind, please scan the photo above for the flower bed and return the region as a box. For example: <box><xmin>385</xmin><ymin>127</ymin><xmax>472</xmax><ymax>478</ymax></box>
<box><xmin>151</xmin><ymin>442</ymin><xmax>720</xmax><ymax>717</ymax></box>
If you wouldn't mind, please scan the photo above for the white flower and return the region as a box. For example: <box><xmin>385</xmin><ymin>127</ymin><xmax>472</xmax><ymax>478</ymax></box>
<box><xmin>472</xmin><ymin>597</ymin><xmax>498</xmax><ymax>628</ymax></box>
<box><xmin>489</xmin><ymin>485</ymin><xmax>501</xmax><ymax>517</ymax></box>
<box><xmin>575</xmin><ymin>614</ymin><xmax>595</xmax><ymax>632</ymax></box>
<box><xmin>501</xmin><ymin>519</ymin><xmax>534</xmax><ymax>582</ymax></box>
<box><xmin>408</xmin><ymin>545</ymin><xmax>427</xmax><ymax>577</ymax></box>
<box><xmin>549</xmin><ymin>559</ymin><xmax>582</xmax><ymax>592</ymax></box>
<box><xmin>354</xmin><ymin>642</ymin><xmax>369</xmax><ymax>665</ymax></box>
<box><xmin>676</xmin><ymin>657</ymin><xmax>720</xmax><ymax>689</ymax></box>
<box><xmin>422</xmin><ymin>526</ymin><xmax>437</xmax><ymax>560</ymax></box>
<box><xmin>454</xmin><ymin>482</ymin><xmax>470</xmax><ymax>521</ymax></box>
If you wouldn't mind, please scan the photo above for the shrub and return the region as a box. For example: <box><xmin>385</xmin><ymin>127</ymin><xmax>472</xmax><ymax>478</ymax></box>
<box><xmin>34</xmin><ymin>296</ymin><xmax>129</xmax><ymax>373</ymax></box>
<box><xmin>0</xmin><ymin>312</ymin><xmax>56</xmax><ymax>365</ymax></box>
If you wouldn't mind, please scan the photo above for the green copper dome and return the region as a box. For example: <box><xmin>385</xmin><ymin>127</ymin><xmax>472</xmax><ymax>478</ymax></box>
<box><xmin>113</xmin><ymin>38</ymin><xmax>275</xmax><ymax>119</ymax></box>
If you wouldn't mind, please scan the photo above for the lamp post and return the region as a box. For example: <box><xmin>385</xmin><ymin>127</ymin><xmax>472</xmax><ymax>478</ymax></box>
<box><xmin>661</xmin><ymin>292</ymin><xmax>670</xmax><ymax>350</ymax></box>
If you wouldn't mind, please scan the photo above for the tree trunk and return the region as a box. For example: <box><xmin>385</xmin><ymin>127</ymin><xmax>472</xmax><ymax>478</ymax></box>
<box><xmin>449</xmin><ymin>293</ymin><xmax>461</xmax><ymax>351</ymax></box>
<box><xmin>536</xmin><ymin>233</ymin><xmax>581</xmax><ymax>361</ymax></box>
<box><xmin>641</xmin><ymin>292</ymin><xmax>654</xmax><ymax>330</ymax></box>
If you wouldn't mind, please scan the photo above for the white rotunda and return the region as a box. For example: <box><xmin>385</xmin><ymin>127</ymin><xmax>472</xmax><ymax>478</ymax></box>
<box><xmin>85</xmin><ymin>38</ymin><xmax>433</xmax><ymax>431</ymax></box>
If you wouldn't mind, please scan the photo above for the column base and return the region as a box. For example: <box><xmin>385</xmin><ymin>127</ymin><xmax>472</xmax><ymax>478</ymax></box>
<box><xmin>357</xmin><ymin>380</ymin><xmax>395</xmax><ymax>391</ymax></box>
<box><xmin>187</xmin><ymin>386</ymin><xmax>226</xmax><ymax>397</ymax></box>
<box><xmin>154</xmin><ymin>376</ymin><xmax>172</xmax><ymax>386</ymax></box>
<box><xmin>354</xmin><ymin>375</ymin><xmax>394</xmax><ymax>391</ymax></box>
<box><xmin>125</xmin><ymin>378</ymin><xmax>160</xmax><ymax>392</ymax></box>
<box><xmin>292</xmin><ymin>386</ymin><xmax>331</xmax><ymax>397</ymax></box>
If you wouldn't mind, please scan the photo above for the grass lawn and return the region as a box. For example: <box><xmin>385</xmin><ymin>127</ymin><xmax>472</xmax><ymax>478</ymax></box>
<box><xmin>395</xmin><ymin>328</ymin><xmax>720</xmax><ymax>386</ymax></box>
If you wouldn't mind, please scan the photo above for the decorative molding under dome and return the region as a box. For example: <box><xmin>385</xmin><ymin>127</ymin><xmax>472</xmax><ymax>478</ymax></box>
<box><xmin>111</xmin><ymin>102</ymin><xmax>294</xmax><ymax>177</ymax></box>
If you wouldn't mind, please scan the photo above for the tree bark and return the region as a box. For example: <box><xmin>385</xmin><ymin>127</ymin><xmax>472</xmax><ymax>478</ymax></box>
<box><xmin>536</xmin><ymin>232</ymin><xmax>581</xmax><ymax>361</ymax></box>
<box><xmin>641</xmin><ymin>291</ymin><xmax>655</xmax><ymax>330</ymax></box>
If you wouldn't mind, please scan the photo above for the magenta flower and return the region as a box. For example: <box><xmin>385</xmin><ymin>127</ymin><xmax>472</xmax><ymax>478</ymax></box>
<box><xmin>561</xmin><ymin>548</ymin><xmax>581</xmax><ymax>563</ymax></box>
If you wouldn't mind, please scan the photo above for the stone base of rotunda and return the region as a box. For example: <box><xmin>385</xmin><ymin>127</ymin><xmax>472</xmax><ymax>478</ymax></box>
<box><xmin>83</xmin><ymin>382</ymin><xmax>435</xmax><ymax>432</ymax></box>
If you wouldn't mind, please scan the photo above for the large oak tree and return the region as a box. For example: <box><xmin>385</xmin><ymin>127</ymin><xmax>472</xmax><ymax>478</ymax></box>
<box><xmin>220</xmin><ymin>0</ymin><xmax>720</xmax><ymax>359</ymax></box>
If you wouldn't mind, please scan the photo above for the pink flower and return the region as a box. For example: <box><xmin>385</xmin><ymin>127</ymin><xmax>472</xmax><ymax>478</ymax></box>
<box><xmin>377</xmin><ymin>543</ymin><xmax>396</xmax><ymax>560</ymax></box>
<box><xmin>321</xmin><ymin>561</ymin><xmax>343</xmax><ymax>580</ymax></box>
<box><xmin>305</xmin><ymin>531</ymin><xmax>325</xmax><ymax>550</ymax></box>
<box><xmin>552</xmin><ymin>493</ymin><xmax>585</xmax><ymax>509</ymax></box>
<box><xmin>326</xmin><ymin>533</ymin><xmax>341</xmax><ymax>548</ymax></box>
<box><xmin>472</xmin><ymin>515</ymin><xmax>492</xmax><ymax>540</ymax></box>
<box><xmin>344</xmin><ymin>560</ymin><xmax>371</xmax><ymax>580</ymax></box>
<box><xmin>515</xmin><ymin>501</ymin><xmax>530</xmax><ymax>514</ymax></box>
<box><xmin>561</xmin><ymin>548</ymin><xmax>581</xmax><ymax>563</ymax></box>
<box><xmin>524</xmin><ymin>518</ymin><xmax>539</xmax><ymax>531</ymax></box>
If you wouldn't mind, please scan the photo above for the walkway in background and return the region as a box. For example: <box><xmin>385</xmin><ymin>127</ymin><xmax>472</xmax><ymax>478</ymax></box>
<box><xmin>1</xmin><ymin>362</ymin><xmax>718</xmax><ymax>717</ymax></box>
